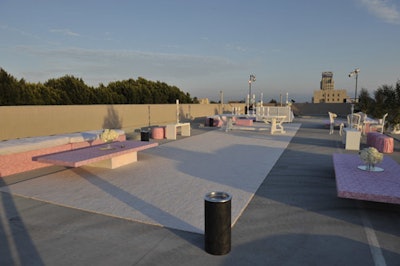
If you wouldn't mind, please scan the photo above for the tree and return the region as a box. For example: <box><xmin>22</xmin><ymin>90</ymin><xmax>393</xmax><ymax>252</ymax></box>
<box><xmin>0</xmin><ymin>68</ymin><xmax>199</xmax><ymax>105</ymax></box>
<box><xmin>391</xmin><ymin>80</ymin><xmax>400</xmax><ymax>126</ymax></box>
<box><xmin>357</xmin><ymin>88</ymin><xmax>374</xmax><ymax>114</ymax></box>
<box><xmin>373</xmin><ymin>84</ymin><xmax>396</xmax><ymax>118</ymax></box>
<box><xmin>358</xmin><ymin>82</ymin><xmax>400</xmax><ymax>129</ymax></box>
<box><xmin>44</xmin><ymin>75</ymin><xmax>96</xmax><ymax>104</ymax></box>
<box><xmin>0</xmin><ymin>68</ymin><xmax>20</xmax><ymax>105</ymax></box>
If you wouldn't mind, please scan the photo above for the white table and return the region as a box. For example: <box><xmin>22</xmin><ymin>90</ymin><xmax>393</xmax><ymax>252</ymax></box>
<box><xmin>342</xmin><ymin>128</ymin><xmax>361</xmax><ymax>150</ymax></box>
<box><xmin>262</xmin><ymin>116</ymin><xmax>287</xmax><ymax>134</ymax></box>
<box><xmin>165</xmin><ymin>123</ymin><xmax>191</xmax><ymax>140</ymax></box>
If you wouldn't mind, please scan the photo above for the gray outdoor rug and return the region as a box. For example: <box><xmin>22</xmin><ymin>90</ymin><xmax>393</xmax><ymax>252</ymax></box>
<box><xmin>1</xmin><ymin>123</ymin><xmax>300</xmax><ymax>234</ymax></box>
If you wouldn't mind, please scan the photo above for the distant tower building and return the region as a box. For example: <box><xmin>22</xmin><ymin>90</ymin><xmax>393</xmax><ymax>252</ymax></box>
<box><xmin>313</xmin><ymin>72</ymin><xmax>348</xmax><ymax>103</ymax></box>
<box><xmin>320</xmin><ymin>71</ymin><xmax>334</xmax><ymax>91</ymax></box>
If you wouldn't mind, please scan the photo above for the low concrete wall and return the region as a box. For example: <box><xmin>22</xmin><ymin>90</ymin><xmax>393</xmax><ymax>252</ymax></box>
<box><xmin>1</xmin><ymin>102</ymin><xmax>352</xmax><ymax>141</ymax></box>
<box><xmin>291</xmin><ymin>103</ymin><xmax>352</xmax><ymax>118</ymax></box>
<box><xmin>0</xmin><ymin>103</ymin><xmax>245</xmax><ymax>141</ymax></box>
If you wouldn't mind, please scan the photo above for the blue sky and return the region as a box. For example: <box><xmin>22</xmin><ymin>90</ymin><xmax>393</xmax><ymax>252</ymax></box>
<box><xmin>1</xmin><ymin>0</ymin><xmax>399</xmax><ymax>103</ymax></box>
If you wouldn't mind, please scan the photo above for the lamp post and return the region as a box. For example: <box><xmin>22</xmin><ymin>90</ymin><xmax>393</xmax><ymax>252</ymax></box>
<box><xmin>248</xmin><ymin>74</ymin><xmax>256</xmax><ymax>114</ymax></box>
<box><xmin>348</xmin><ymin>68</ymin><xmax>360</xmax><ymax>128</ymax></box>
<box><xmin>348</xmin><ymin>68</ymin><xmax>360</xmax><ymax>103</ymax></box>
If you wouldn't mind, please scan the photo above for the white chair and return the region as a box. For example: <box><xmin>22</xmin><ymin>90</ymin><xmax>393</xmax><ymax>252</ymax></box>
<box><xmin>339</xmin><ymin>123</ymin><xmax>344</xmax><ymax>136</ymax></box>
<box><xmin>347</xmin><ymin>113</ymin><xmax>362</xmax><ymax>131</ymax></box>
<box><xmin>328</xmin><ymin>112</ymin><xmax>337</xmax><ymax>134</ymax></box>
<box><xmin>370</xmin><ymin>113</ymin><xmax>388</xmax><ymax>134</ymax></box>
<box><xmin>354</xmin><ymin>112</ymin><xmax>368</xmax><ymax>135</ymax></box>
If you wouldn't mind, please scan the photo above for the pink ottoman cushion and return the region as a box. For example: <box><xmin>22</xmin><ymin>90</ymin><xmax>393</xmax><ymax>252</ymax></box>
<box><xmin>375</xmin><ymin>136</ymin><xmax>394</xmax><ymax>153</ymax></box>
<box><xmin>152</xmin><ymin>127</ymin><xmax>165</xmax><ymax>139</ymax></box>
<box><xmin>236</xmin><ymin>119</ymin><xmax>253</xmax><ymax>126</ymax></box>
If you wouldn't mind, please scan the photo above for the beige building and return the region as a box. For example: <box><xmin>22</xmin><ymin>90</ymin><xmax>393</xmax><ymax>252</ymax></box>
<box><xmin>198</xmin><ymin>98</ymin><xmax>210</xmax><ymax>104</ymax></box>
<box><xmin>313</xmin><ymin>72</ymin><xmax>348</xmax><ymax>103</ymax></box>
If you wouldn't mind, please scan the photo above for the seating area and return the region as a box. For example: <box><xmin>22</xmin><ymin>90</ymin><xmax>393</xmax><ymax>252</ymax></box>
<box><xmin>327</xmin><ymin>111</ymin><xmax>395</xmax><ymax>154</ymax></box>
<box><xmin>0</xmin><ymin>129</ymin><xmax>125</xmax><ymax>177</ymax></box>
<box><xmin>1</xmin><ymin>117</ymin><xmax>400</xmax><ymax>265</ymax></box>
<box><xmin>0</xmin><ymin>120</ymin><xmax>195</xmax><ymax>177</ymax></box>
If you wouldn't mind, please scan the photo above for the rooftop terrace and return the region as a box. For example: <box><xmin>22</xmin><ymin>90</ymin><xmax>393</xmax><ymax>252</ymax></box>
<box><xmin>1</xmin><ymin>117</ymin><xmax>399</xmax><ymax>265</ymax></box>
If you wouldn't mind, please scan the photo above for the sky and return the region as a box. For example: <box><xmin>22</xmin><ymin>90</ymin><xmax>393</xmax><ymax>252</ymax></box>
<box><xmin>1</xmin><ymin>0</ymin><xmax>400</xmax><ymax>103</ymax></box>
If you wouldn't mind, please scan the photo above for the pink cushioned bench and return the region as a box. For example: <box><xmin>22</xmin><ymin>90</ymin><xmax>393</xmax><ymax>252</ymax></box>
<box><xmin>333</xmin><ymin>153</ymin><xmax>400</xmax><ymax>204</ymax></box>
<box><xmin>0</xmin><ymin>129</ymin><xmax>125</xmax><ymax>177</ymax></box>
<box><xmin>33</xmin><ymin>141</ymin><xmax>158</xmax><ymax>169</ymax></box>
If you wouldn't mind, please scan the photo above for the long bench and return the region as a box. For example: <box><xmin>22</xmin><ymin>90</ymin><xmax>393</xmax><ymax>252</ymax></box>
<box><xmin>33</xmin><ymin>141</ymin><xmax>158</xmax><ymax>169</ymax></box>
<box><xmin>332</xmin><ymin>153</ymin><xmax>400</xmax><ymax>204</ymax></box>
<box><xmin>0</xmin><ymin>130</ymin><xmax>125</xmax><ymax>177</ymax></box>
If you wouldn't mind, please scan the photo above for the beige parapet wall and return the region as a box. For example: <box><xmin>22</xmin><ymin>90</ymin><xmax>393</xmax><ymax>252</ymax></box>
<box><xmin>0</xmin><ymin>103</ymin><xmax>245</xmax><ymax>140</ymax></box>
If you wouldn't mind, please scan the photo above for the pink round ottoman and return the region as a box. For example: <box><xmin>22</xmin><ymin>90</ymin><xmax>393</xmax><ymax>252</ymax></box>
<box><xmin>152</xmin><ymin>127</ymin><xmax>165</xmax><ymax>139</ymax></box>
<box><xmin>376</xmin><ymin>135</ymin><xmax>394</xmax><ymax>153</ymax></box>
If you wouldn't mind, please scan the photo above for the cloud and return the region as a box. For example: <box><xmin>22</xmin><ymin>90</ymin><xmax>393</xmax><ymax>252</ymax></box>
<box><xmin>13</xmin><ymin>46</ymin><xmax>241</xmax><ymax>86</ymax></box>
<box><xmin>225</xmin><ymin>43</ymin><xmax>247</xmax><ymax>52</ymax></box>
<box><xmin>0</xmin><ymin>24</ymin><xmax>42</xmax><ymax>40</ymax></box>
<box><xmin>50</xmin><ymin>28</ymin><xmax>80</xmax><ymax>37</ymax></box>
<box><xmin>359</xmin><ymin>0</ymin><xmax>400</xmax><ymax>24</ymax></box>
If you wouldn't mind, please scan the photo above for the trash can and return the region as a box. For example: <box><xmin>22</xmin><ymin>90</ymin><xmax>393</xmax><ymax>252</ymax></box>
<box><xmin>140</xmin><ymin>131</ymin><xmax>149</xmax><ymax>141</ymax></box>
<box><xmin>204</xmin><ymin>191</ymin><xmax>232</xmax><ymax>255</ymax></box>
<box><xmin>209</xmin><ymin>118</ymin><xmax>214</xmax><ymax>127</ymax></box>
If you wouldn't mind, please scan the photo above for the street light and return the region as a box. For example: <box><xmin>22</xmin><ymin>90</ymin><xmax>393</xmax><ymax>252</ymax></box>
<box><xmin>348</xmin><ymin>68</ymin><xmax>360</xmax><ymax>128</ymax></box>
<box><xmin>348</xmin><ymin>68</ymin><xmax>360</xmax><ymax>103</ymax></box>
<box><xmin>248</xmin><ymin>74</ymin><xmax>256</xmax><ymax>114</ymax></box>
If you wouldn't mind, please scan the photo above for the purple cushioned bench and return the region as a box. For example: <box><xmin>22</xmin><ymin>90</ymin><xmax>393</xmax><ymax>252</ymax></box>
<box><xmin>332</xmin><ymin>153</ymin><xmax>400</xmax><ymax>204</ymax></box>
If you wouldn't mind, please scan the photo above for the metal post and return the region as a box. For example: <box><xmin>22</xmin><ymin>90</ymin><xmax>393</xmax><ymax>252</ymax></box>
<box><xmin>220</xmin><ymin>90</ymin><xmax>223</xmax><ymax>114</ymax></box>
<box><xmin>248</xmin><ymin>80</ymin><xmax>252</xmax><ymax>105</ymax></box>
<box><xmin>348</xmin><ymin>68</ymin><xmax>360</xmax><ymax>129</ymax></box>
<box><xmin>248</xmin><ymin>75</ymin><xmax>256</xmax><ymax>115</ymax></box>
<box><xmin>354</xmin><ymin>73</ymin><xmax>358</xmax><ymax>103</ymax></box>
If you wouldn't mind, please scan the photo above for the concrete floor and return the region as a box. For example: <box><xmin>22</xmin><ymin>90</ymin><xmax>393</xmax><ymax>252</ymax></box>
<box><xmin>1</xmin><ymin>117</ymin><xmax>400</xmax><ymax>266</ymax></box>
